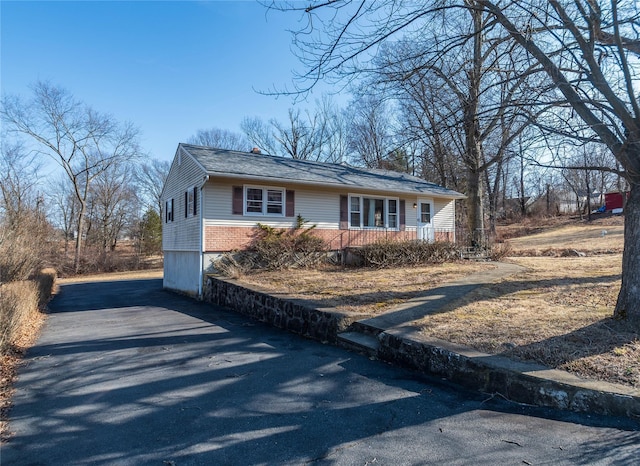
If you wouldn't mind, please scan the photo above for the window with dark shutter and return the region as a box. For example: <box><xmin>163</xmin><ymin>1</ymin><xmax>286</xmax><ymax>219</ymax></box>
<box><xmin>339</xmin><ymin>195</ymin><xmax>348</xmax><ymax>229</ymax></box>
<box><xmin>399</xmin><ymin>200</ymin><xmax>406</xmax><ymax>231</ymax></box>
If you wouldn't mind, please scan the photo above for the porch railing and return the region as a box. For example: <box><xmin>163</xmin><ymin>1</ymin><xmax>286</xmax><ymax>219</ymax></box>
<box><xmin>321</xmin><ymin>227</ymin><xmax>457</xmax><ymax>250</ymax></box>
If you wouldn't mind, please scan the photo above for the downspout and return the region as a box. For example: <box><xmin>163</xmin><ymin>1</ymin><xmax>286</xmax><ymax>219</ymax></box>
<box><xmin>198</xmin><ymin>175</ymin><xmax>209</xmax><ymax>299</ymax></box>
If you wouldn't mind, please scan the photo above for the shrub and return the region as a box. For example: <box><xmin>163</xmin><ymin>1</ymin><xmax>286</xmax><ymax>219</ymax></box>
<box><xmin>0</xmin><ymin>280</ymin><xmax>40</xmax><ymax>353</ymax></box>
<box><xmin>0</xmin><ymin>226</ymin><xmax>45</xmax><ymax>283</ymax></box>
<box><xmin>34</xmin><ymin>268</ymin><xmax>57</xmax><ymax>307</ymax></box>
<box><xmin>249</xmin><ymin>216</ymin><xmax>327</xmax><ymax>270</ymax></box>
<box><xmin>213</xmin><ymin>216</ymin><xmax>328</xmax><ymax>274</ymax></box>
<box><xmin>489</xmin><ymin>241</ymin><xmax>513</xmax><ymax>261</ymax></box>
<box><xmin>355</xmin><ymin>240</ymin><xmax>461</xmax><ymax>267</ymax></box>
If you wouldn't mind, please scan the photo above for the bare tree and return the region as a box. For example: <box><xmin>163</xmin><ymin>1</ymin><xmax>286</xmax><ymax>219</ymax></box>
<box><xmin>86</xmin><ymin>162</ymin><xmax>137</xmax><ymax>254</ymax></box>
<box><xmin>242</xmin><ymin>107</ymin><xmax>332</xmax><ymax>161</ymax></box>
<box><xmin>272</xmin><ymin>108</ymin><xmax>327</xmax><ymax>160</ymax></box>
<box><xmin>270</xmin><ymin>0</ymin><xmax>640</xmax><ymax>321</ymax></box>
<box><xmin>317</xmin><ymin>96</ymin><xmax>350</xmax><ymax>163</ymax></box>
<box><xmin>473</xmin><ymin>0</ymin><xmax>640</xmax><ymax>320</ymax></box>
<box><xmin>1</xmin><ymin>81</ymin><xmax>141</xmax><ymax>273</ymax></box>
<box><xmin>188</xmin><ymin>127</ymin><xmax>249</xmax><ymax>151</ymax></box>
<box><xmin>135</xmin><ymin>158</ymin><xmax>171</xmax><ymax>216</ymax></box>
<box><xmin>345</xmin><ymin>94</ymin><xmax>398</xmax><ymax>169</ymax></box>
<box><xmin>241</xmin><ymin>116</ymin><xmax>279</xmax><ymax>155</ymax></box>
<box><xmin>0</xmin><ymin>139</ymin><xmax>41</xmax><ymax>229</ymax></box>
<box><xmin>364</xmin><ymin>7</ymin><xmax>541</xmax><ymax>244</ymax></box>
<box><xmin>48</xmin><ymin>175</ymin><xmax>79</xmax><ymax>255</ymax></box>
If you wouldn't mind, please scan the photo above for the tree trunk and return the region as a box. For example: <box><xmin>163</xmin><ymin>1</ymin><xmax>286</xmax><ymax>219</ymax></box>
<box><xmin>466</xmin><ymin>166</ymin><xmax>485</xmax><ymax>247</ymax></box>
<box><xmin>614</xmin><ymin>181</ymin><xmax>640</xmax><ymax>324</ymax></box>
<box><xmin>74</xmin><ymin>202</ymin><xmax>86</xmax><ymax>274</ymax></box>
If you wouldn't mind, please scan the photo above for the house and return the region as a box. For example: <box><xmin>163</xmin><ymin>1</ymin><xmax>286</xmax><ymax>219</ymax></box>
<box><xmin>161</xmin><ymin>144</ymin><xmax>465</xmax><ymax>297</ymax></box>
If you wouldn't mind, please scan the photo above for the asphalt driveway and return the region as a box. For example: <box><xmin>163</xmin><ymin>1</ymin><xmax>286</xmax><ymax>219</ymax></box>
<box><xmin>2</xmin><ymin>278</ymin><xmax>639</xmax><ymax>465</ymax></box>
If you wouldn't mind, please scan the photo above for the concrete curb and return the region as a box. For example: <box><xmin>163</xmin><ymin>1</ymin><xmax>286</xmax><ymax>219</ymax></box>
<box><xmin>203</xmin><ymin>273</ymin><xmax>640</xmax><ymax>420</ymax></box>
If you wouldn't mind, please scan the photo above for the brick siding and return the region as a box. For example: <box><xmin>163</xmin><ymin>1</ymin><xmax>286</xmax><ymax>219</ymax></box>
<box><xmin>204</xmin><ymin>226</ymin><xmax>454</xmax><ymax>252</ymax></box>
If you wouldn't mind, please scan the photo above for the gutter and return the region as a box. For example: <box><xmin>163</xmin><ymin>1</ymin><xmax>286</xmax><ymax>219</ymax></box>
<box><xmin>198</xmin><ymin>175</ymin><xmax>209</xmax><ymax>299</ymax></box>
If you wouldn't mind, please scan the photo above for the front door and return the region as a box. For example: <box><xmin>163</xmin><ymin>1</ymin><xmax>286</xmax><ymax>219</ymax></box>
<box><xmin>417</xmin><ymin>199</ymin><xmax>434</xmax><ymax>242</ymax></box>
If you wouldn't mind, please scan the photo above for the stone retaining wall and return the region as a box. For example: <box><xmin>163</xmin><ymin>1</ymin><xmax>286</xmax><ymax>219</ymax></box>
<box><xmin>377</xmin><ymin>330</ymin><xmax>640</xmax><ymax>419</ymax></box>
<box><xmin>203</xmin><ymin>274</ymin><xmax>640</xmax><ymax>420</ymax></box>
<box><xmin>204</xmin><ymin>275</ymin><xmax>364</xmax><ymax>343</ymax></box>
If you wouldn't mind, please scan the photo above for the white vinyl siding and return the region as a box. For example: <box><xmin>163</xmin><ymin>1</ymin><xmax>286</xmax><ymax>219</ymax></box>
<box><xmin>433</xmin><ymin>198</ymin><xmax>456</xmax><ymax>231</ymax></box>
<box><xmin>205</xmin><ymin>182</ymin><xmax>340</xmax><ymax>228</ymax></box>
<box><xmin>162</xmin><ymin>147</ymin><xmax>204</xmax><ymax>252</ymax></box>
<box><xmin>203</xmin><ymin>180</ymin><xmax>421</xmax><ymax>231</ymax></box>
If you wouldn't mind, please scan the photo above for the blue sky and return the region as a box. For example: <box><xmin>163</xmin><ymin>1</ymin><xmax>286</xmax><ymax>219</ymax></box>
<box><xmin>1</xmin><ymin>1</ymin><xmax>334</xmax><ymax>161</ymax></box>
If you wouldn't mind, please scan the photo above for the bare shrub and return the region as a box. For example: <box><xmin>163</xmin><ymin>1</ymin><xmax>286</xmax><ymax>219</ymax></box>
<box><xmin>356</xmin><ymin>240</ymin><xmax>461</xmax><ymax>268</ymax></box>
<box><xmin>489</xmin><ymin>241</ymin><xmax>513</xmax><ymax>261</ymax></box>
<box><xmin>0</xmin><ymin>226</ymin><xmax>45</xmax><ymax>283</ymax></box>
<box><xmin>0</xmin><ymin>281</ymin><xmax>40</xmax><ymax>353</ymax></box>
<box><xmin>34</xmin><ymin>268</ymin><xmax>57</xmax><ymax>307</ymax></box>
<box><xmin>248</xmin><ymin>216</ymin><xmax>327</xmax><ymax>270</ymax></box>
<box><xmin>211</xmin><ymin>252</ymin><xmax>252</xmax><ymax>279</ymax></box>
<box><xmin>213</xmin><ymin>217</ymin><xmax>328</xmax><ymax>274</ymax></box>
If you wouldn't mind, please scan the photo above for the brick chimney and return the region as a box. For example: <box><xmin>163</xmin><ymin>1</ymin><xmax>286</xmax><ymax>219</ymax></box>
<box><xmin>250</xmin><ymin>147</ymin><xmax>261</xmax><ymax>154</ymax></box>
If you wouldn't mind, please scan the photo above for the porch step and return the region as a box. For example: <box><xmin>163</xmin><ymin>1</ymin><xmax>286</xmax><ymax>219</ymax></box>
<box><xmin>349</xmin><ymin>320</ymin><xmax>384</xmax><ymax>336</ymax></box>
<box><xmin>337</xmin><ymin>331</ymin><xmax>380</xmax><ymax>357</ymax></box>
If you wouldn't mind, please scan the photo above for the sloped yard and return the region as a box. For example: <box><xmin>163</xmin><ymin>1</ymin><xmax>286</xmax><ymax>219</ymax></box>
<box><xmin>240</xmin><ymin>217</ymin><xmax>639</xmax><ymax>388</ymax></box>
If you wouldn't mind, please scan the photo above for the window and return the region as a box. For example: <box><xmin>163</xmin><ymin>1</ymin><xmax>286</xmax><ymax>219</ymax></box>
<box><xmin>165</xmin><ymin>198</ymin><xmax>174</xmax><ymax>223</ymax></box>
<box><xmin>350</xmin><ymin>196</ymin><xmax>361</xmax><ymax>226</ymax></box>
<box><xmin>244</xmin><ymin>186</ymin><xmax>285</xmax><ymax>216</ymax></box>
<box><xmin>184</xmin><ymin>187</ymin><xmax>197</xmax><ymax>217</ymax></box>
<box><xmin>388</xmin><ymin>199</ymin><xmax>398</xmax><ymax>228</ymax></box>
<box><xmin>266</xmin><ymin>189</ymin><xmax>283</xmax><ymax>214</ymax></box>
<box><xmin>420</xmin><ymin>202</ymin><xmax>431</xmax><ymax>223</ymax></box>
<box><xmin>349</xmin><ymin>195</ymin><xmax>399</xmax><ymax>229</ymax></box>
<box><xmin>246</xmin><ymin>188</ymin><xmax>263</xmax><ymax>213</ymax></box>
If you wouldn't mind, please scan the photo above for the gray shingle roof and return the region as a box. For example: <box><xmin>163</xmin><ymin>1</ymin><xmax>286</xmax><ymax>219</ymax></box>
<box><xmin>180</xmin><ymin>143</ymin><xmax>465</xmax><ymax>199</ymax></box>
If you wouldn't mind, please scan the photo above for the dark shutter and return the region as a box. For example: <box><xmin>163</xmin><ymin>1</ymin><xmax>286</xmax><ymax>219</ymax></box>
<box><xmin>399</xmin><ymin>200</ymin><xmax>406</xmax><ymax>231</ymax></box>
<box><xmin>193</xmin><ymin>186</ymin><xmax>198</xmax><ymax>215</ymax></box>
<box><xmin>185</xmin><ymin>191</ymin><xmax>188</xmax><ymax>217</ymax></box>
<box><xmin>285</xmin><ymin>190</ymin><xmax>295</xmax><ymax>217</ymax></box>
<box><xmin>339</xmin><ymin>195</ymin><xmax>348</xmax><ymax>230</ymax></box>
<box><xmin>170</xmin><ymin>198</ymin><xmax>174</xmax><ymax>221</ymax></box>
<box><xmin>232</xmin><ymin>186</ymin><xmax>243</xmax><ymax>215</ymax></box>
<box><xmin>165</xmin><ymin>201</ymin><xmax>168</xmax><ymax>223</ymax></box>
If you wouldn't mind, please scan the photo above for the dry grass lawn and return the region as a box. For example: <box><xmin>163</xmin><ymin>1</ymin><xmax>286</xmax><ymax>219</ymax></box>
<box><xmin>57</xmin><ymin>268</ymin><xmax>163</xmax><ymax>284</ymax></box>
<box><xmin>239</xmin><ymin>262</ymin><xmax>493</xmax><ymax>315</ymax></box>
<box><xmin>503</xmin><ymin>215</ymin><xmax>624</xmax><ymax>255</ymax></box>
<box><xmin>240</xmin><ymin>216</ymin><xmax>640</xmax><ymax>388</ymax></box>
<box><xmin>418</xmin><ymin>255</ymin><xmax>638</xmax><ymax>387</ymax></box>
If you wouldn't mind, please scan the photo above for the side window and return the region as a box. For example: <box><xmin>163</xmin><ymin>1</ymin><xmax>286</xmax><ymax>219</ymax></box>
<box><xmin>185</xmin><ymin>187</ymin><xmax>197</xmax><ymax>217</ymax></box>
<box><xmin>165</xmin><ymin>199</ymin><xmax>174</xmax><ymax>223</ymax></box>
